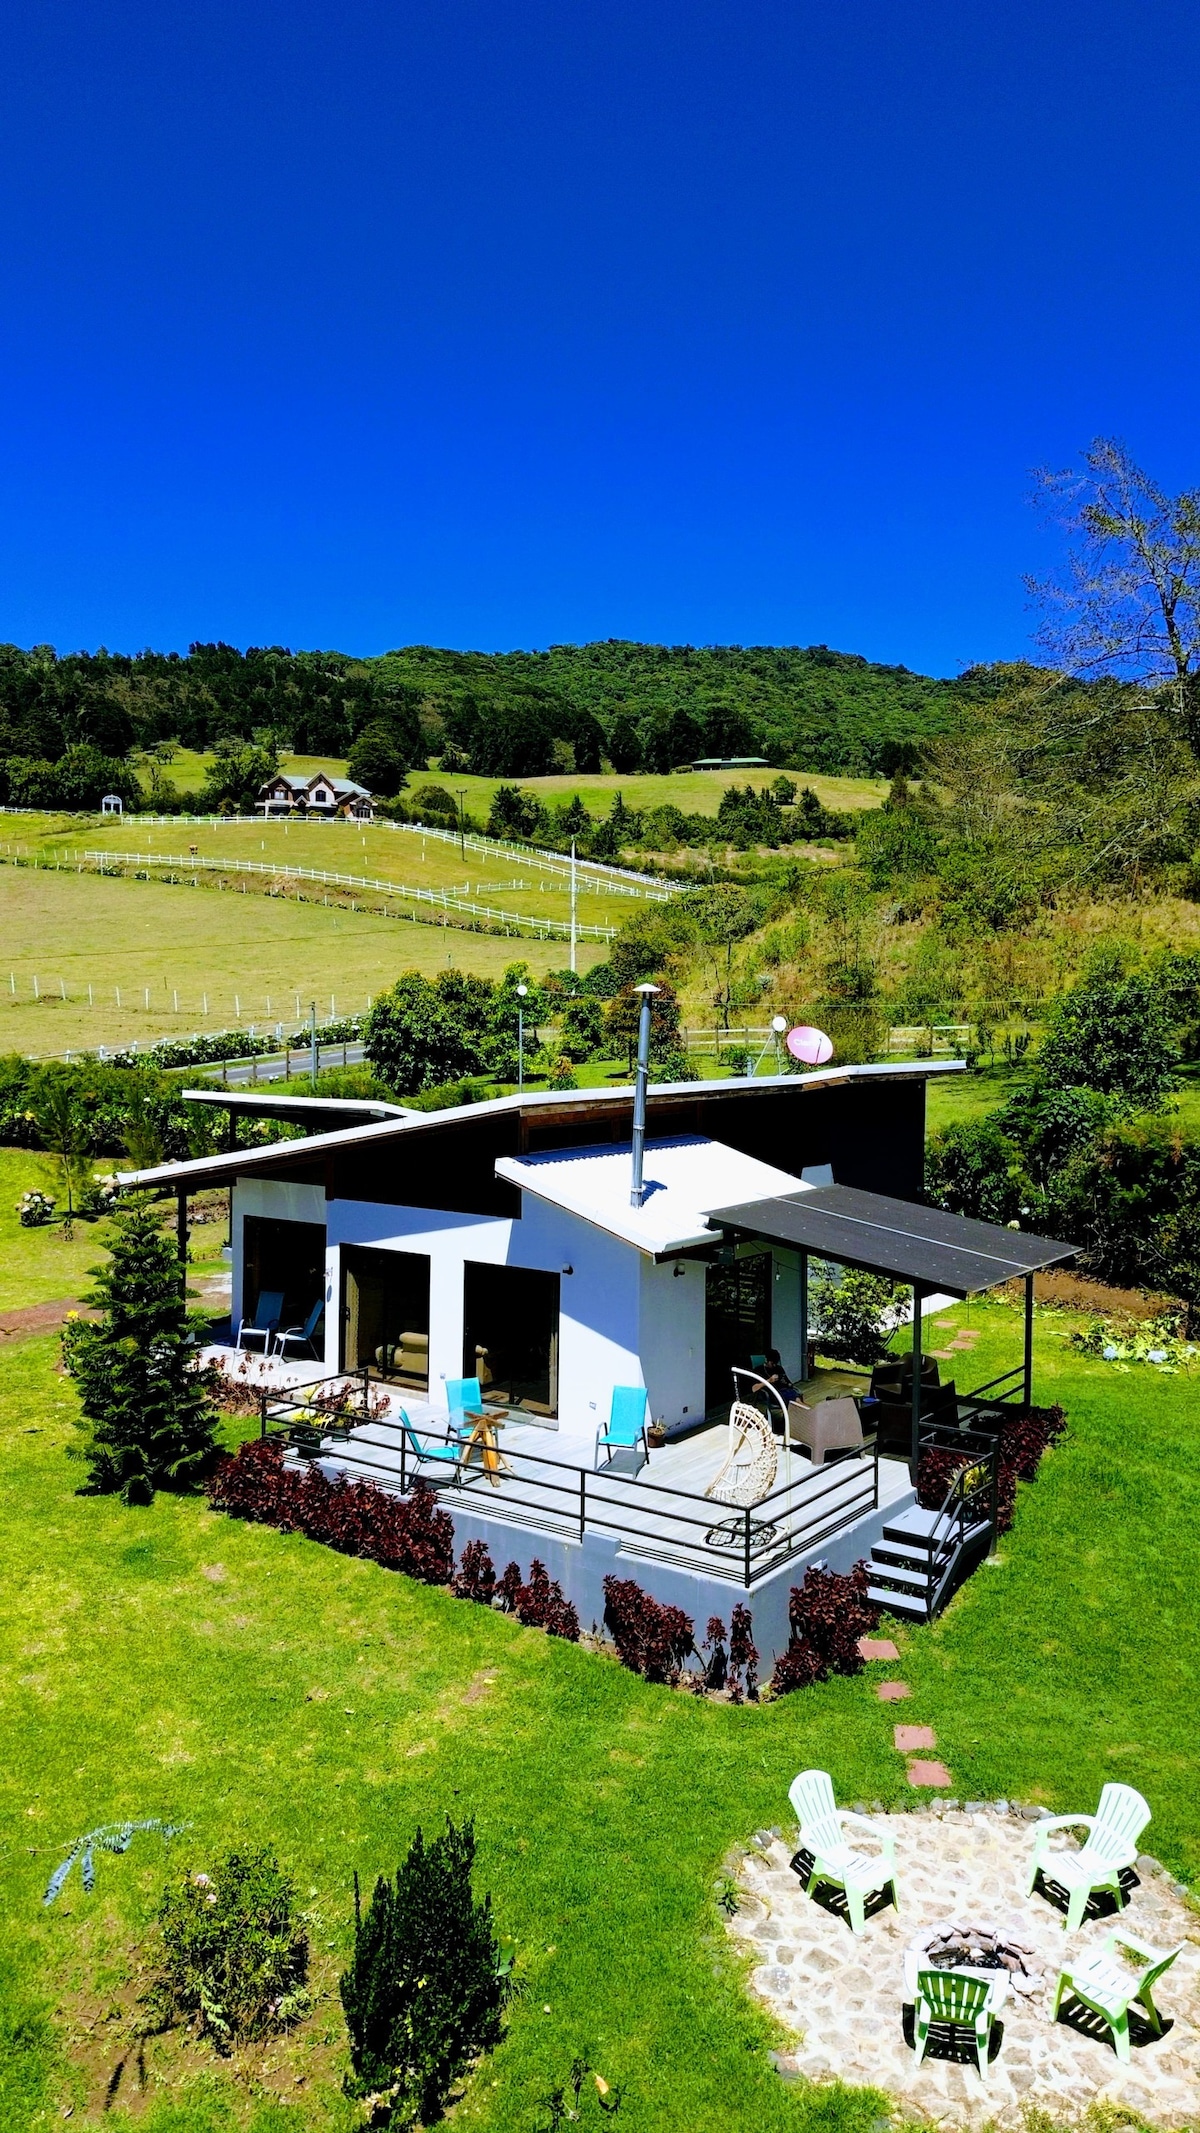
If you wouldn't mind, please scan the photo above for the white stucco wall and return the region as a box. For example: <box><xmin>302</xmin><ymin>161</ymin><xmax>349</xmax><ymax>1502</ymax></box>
<box><xmin>231</xmin><ymin>1178</ymin><xmax>328</xmax><ymax>1329</ymax></box>
<box><xmin>637</xmin><ymin>1255</ymin><xmax>705</xmax><ymax>1430</ymax></box>
<box><xmin>231</xmin><ymin>1178</ymin><xmax>741</xmax><ymax>1452</ymax></box>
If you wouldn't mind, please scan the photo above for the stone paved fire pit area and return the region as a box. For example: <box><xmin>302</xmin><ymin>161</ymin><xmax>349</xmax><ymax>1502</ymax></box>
<box><xmin>730</xmin><ymin>1803</ymin><xmax>1200</xmax><ymax>2126</ymax></box>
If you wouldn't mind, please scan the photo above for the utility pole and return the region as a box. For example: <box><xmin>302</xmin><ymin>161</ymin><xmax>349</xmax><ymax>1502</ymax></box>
<box><xmin>456</xmin><ymin>788</ymin><xmax>467</xmax><ymax>860</ymax></box>
<box><xmin>570</xmin><ymin>837</ymin><xmax>578</xmax><ymax>975</ymax></box>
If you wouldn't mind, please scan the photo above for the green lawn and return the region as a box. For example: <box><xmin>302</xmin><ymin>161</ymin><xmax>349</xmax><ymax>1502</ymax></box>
<box><xmin>2</xmin><ymin>1202</ymin><xmax>1199</xmax><ymax>2130</ymax></box>
<box><xmin>0</xmin><ymin>863</ymin><xmax>599</xmax><ymax>1057</ymax></box>
<box><xmin>138</xmin><ymin>752</ymin><xmax>888</xmax><ymax>819</ymax></box>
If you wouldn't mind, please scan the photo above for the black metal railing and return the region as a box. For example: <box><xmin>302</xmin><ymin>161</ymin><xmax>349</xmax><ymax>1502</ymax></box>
<box><xmin>253</xmin><ymin>1375</ymin><xmax>887</xmax><ymax>1588</ymax></box>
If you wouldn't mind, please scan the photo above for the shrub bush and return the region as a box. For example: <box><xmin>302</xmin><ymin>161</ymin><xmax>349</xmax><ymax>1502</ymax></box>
<box><xmin>917</xmin><ymin>1402</ymin><xmax>1066</xmax><ymax>1535</ymax></box>
<box><xmin>512</xmin><ymin>1558</ymin><xmax>580</xmax><ymax>1640</ymax></box>
<box><xmin>451</xmin><ymin>1539</ymin><xmax>497</xmax><ymax>1605</ymax></box>
<box><xmin>602</xmin><ymin>1576</ymin><xmax>693</xmax><ymax>1684</ymax></box>
<box><xmin>768</xmin><ymin>1564</ymin><xmax>879</xmax><ymax>1695</ymax></box>
<box><xmin>728</xmin><ymin>1602</ymin><xmax>758</xmax><ymax>1703</ymax></box>
<box><xmin>148</xmin><ymin>1849</ymin><xmax>309</xmax><ymax>2050</ymax></box>
<box><xmin>340</xmin><ymin>1819</ymin><xmax>508</xmax><ymax>2125</ymax></box>
<box><xmin>809</xmin><ymin>1264</ymin><xmax>906</xmax><ymax>1365</ymax></box>
<box><xmin>207</xmin><ymin>1439</ymin><xmax>455</xmax><ymax>1585</ymax></box>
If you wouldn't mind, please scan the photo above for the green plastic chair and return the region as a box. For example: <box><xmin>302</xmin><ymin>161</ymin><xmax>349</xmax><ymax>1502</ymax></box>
<box><xmin>1028</xmin><ymin>1783</ymin><xmax>1151</xmax><ymax>1932</ymax></box>
<box><xmin>1053</xmin><ymin>1929</ymin><xmax>1181</xmax><ymax>2062</ymax></box>
<box><xmin>913</xmin><ymin>1967</ymin><xmax>999</xmax><ymax>2081</ymax></box>
<box><xmin>787</xmin><ymin>1769</ymin><xmax>898</xmax><ymax>1933</ymax></box>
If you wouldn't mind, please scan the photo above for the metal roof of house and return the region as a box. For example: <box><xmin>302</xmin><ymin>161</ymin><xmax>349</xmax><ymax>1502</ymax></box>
<box><xmin>708</xmin><ymin>1182</ymin><xmax>1076</xmax><ymax>1297</ymax></box>
<box><xmin>496</xmin><ymin>1134</ymin><xmax>806</xmax><ymax>1256</ymax></box>
<box><xmin>117</xmin><ymin>1058</ymin><xmax>959</xmax><ymax>1194</ymax></box>
<box><xmin>181</xmin><ymin>1088</ymin><xmax>413</xmax><ymax>1126</ymax></box>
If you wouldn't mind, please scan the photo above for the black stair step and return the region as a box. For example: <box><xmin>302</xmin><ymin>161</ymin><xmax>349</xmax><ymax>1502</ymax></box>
<box><xmin>873</xmin><ymin>1538</ymin><xmax>953</xmax><ymax>1571</ymax></box>
<box><xmin>867</xmin><ymin>1584</ymin><xmax>928</xmax><ymax>1618</ymax></box>
<box><xmin>881</xmin><ymin>1507</ymin><xmax>950</xmax><ymax>1552</ymax></box>
<box><xmin>867</xmin><ymin>1559</ymin><xmax>930</xmax><ymax>1593</ymax></box>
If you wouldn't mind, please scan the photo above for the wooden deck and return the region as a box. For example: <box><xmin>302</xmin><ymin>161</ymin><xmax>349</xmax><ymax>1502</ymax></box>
<box><xmin>295</xmin><ymin>1407</ymin><xmax>913</xmax><ymax>1587</ymax></box>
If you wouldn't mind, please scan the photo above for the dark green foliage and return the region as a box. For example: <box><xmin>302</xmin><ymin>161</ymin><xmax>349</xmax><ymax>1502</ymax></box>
<box><xmin>1037</xmin><ymin>973</ymin><xmax>1179</xmax><ymax>1105</ymax></box>
<box><xmin>559</xmin><ymin>995</ymin><xmax>605</xmax><ymax>1060</ymax></box>
<box><xmin>340</xmin><ymin>1819</ymin><xmax>507</xmax><ymax>2124</ymax></box>
<box><xmin>810</xmin><ymin>1265</ymin><xmax>903</xmax><ymax>1364</ymax></box>
<box><xmin>925</xmin><ymin>1118</ymin><xmax>1023</xmax><ymax>1224</ymax></box>
<box><xmin>0</xmin><ymin>1054</ymin><xmax>207</xmax><ymax>1163</ymax></box>
<box><xmin>604</xmin><ymin>980</ymin><xmax>683</xmax><ymax>1067</ymax></box>
<box><xmin>2</xmin><ymin>744</ymin><xmax>141</xmax><ymax>811</ymax></box>
<box><xmin>994</xmin><ymin>1082</ymin><xmax>1117</xmax><ymax>1188</ymax></box>
<box><xmin>150</xmin><ymin>1848</ymin><xmax>309</xmax><ymax>2049</ymax></box>
<box><xmin>198</xmin><ymin>735</ymin><xmax>280</xmax><ymax>812</ymax></box>
<box><xmin>348</xmin><ymin>721</ymin><xmax>407</xmax><ymax>796</ymax></box>
<box><xmin>487</xmin><ymin>783</ymin><xmax>549</xmax><ymax>840</ymax></box>
<box><xmin>64</xmin><ymin>1196</ymin><xmax>220</xmax><ymax>1503</ymax></box>
<box><xmin>1048</xmin><ymin>1116</ymin><xmax>1200</xmax><ymax>1293</ymax></box>
<box><xmin>363</xmin><ymin>972</ymin><xmax>488</xmax><ymax>1094</ymax></box>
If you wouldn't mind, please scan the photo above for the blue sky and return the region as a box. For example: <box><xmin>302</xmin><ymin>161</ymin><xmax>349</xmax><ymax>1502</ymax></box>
<box><xmin>1</xmin><ymin>0</ymin><xmax>1197</xmax><ymax>673</ymax></box>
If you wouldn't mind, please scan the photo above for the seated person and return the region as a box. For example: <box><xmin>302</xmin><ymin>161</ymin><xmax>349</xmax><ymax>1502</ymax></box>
<box><xmin>759</xmin><ymin>1347</ymin><xmax>798</xmax><ymax>1405</ymax></box>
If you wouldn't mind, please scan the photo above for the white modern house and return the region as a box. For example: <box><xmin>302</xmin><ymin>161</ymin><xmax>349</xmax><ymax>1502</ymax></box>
<box><xmin>123</xmin><ymin>1066</ymin><xmax>1073</xmax><ymax>1651</ymax></box>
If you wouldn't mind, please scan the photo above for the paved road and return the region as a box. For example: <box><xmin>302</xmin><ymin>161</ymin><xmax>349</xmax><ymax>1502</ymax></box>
<box><xmin>183</xmin><ymin>1040</ymin><xmax>369</xmax><ymax>1087</ymax></box>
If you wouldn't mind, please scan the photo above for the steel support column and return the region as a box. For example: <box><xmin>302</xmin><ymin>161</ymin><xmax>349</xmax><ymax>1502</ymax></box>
<box><xmin>1023</xmin><ymin>1271</ymin><xmax>1035</xmax><ymax>1410</ymax></box>
<box><xmin>910</xmin><ymin>1282</ymin><xmax>925</xmax><ymax>1481</ymax></box>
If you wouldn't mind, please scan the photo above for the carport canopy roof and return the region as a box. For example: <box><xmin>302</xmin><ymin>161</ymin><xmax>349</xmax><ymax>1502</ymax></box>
<box><xmin>706</xmin><ymin>1182</ymin><xmax>1075</xmax><ymax>1298</ymax></box>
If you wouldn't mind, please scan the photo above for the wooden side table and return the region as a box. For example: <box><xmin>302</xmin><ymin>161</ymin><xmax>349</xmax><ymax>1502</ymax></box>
<box><xmin>459</xmin><ymin>1410</ymin><xmax>512</xmax><ymax>1487</ymax></box>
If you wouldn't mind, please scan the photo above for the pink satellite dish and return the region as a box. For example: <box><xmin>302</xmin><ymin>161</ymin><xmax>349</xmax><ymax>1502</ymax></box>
<box><xmin>786</xmin><ymin>1025</ymin><xmax>834</xmax><ymax>1067</ymax></box>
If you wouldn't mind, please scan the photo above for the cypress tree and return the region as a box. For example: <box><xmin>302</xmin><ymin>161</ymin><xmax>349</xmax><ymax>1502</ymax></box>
<box><xmin>66</xmin><ymin>1195</ymin><xmax>219</xmax><ymax>1505</ymax></box>
<box><xmin>340</xmin><ymin>1818</ymin><xmax>507</xmax><ymax>2123</ymax></box>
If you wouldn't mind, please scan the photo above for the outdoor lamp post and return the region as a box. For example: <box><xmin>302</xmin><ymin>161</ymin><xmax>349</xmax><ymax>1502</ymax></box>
<box><xmin>516</xmin><ymin>982</ymin><xmax>528</xmax><ymax>1087</ymax></box>
<box><xmin>771</xmin><ymin>1013</ymin><xmax>788</xmax><ymax>1070</ymax></box>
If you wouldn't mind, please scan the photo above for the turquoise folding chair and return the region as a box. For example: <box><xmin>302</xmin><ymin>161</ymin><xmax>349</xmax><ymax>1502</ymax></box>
<box><xmin>595</xmin><ymin>1386</ymin><xmax>649</xmax><ymax>1470</ymax></box>
<box><xmin>274</xmin><ymin>1298</ymin><xmax>324</xmax><ymax>1360</ymax></box>
<box><xmin>400</xmin><ymin>1412</ymin><xmax>463</xmax><ymax>1485</ymax></box>
<box><xmin>445</xmin><ymin>1376</ymin><xmax>482</xmax><ymax>1435</ymax></box>
<box><xmin>236</xmin><ymin>1289</ymin><xmax>284</xmax><ymax>1352</ymax></box>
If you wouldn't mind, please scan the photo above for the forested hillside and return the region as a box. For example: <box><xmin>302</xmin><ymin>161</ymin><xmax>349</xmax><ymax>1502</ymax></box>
<box><xmin>0</xmin><ymin>637</ymin><xmax>984</xmax><ymax>790</ymax></box>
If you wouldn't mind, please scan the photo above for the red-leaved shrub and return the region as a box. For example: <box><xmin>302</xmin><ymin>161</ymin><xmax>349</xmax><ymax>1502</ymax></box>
<box><xmin>917</xmin><ymin>1403</ymin><xmax>1066</xmax><ymax>1535</ymax></box>
<box><xmin>451</xmin><ymin>1540</ymin><xmax>497</xmax><ymax>1604</ymax></box>
<box><xmin>207</xmin><ymin>1438</ymin><xmax>454</xmax><ymax>1584</ymax></box>
<box><xmin>769</xmin><ymin>1562</ymin><xmax>879</xmax><ymax>1696</ymax></box>
<box><xmin>495</xmin><ymin>1561</ymin><xmax>524</xmax><ymax>1613</ymax></box>
<box><xmin>512</xmin><ymin>1559</ymin><xmax>580</xmax><ymax>1640</ymax></box>
<box><xmin>602</xmin><ymin>1575</ymin><xmax>694</xmax><ymax>1684</ymax></box>
<box><xmin>768</xmin><ymin>1640</ymin><xmax>826</xmax><ymax>1694</ymax></box>
<box><xmin>728</xmin><ymin>1602</ymin><xmax>758</xmax><ymax>1703</ymax></box>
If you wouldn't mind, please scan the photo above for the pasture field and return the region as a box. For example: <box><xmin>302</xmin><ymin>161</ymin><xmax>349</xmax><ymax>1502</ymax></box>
<box><xmin>0</xmin><ymin>864</ymin><xmax>596</xmax><ymax>1056</ymax></box>
<box><xmin>0</xmin><ymin>1148</ymin><xmax>1197</xmax><ymax>2132</ymax></box>
<box><xmin>0</xmin><ymin>811</ymin><xmax>659</xmax><ymax>931</ymax></box>
<box><xmin>136</xmin><ymin>752</ymin><xmax>890</xmax><ymax>818</ymax></box>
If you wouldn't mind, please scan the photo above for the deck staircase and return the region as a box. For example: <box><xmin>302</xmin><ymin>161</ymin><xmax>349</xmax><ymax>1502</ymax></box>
<box><xmin>866</xmin><ymin>1430</ymin><xmax>999</xmax><ymax>1622</ymax></box>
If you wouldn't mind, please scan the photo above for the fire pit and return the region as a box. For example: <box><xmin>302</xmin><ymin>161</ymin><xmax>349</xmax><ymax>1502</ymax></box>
<box><xmin>903</xmin><ymin>1920</ymin><xmax>1045</xmax><ymax>2006</ymax></box>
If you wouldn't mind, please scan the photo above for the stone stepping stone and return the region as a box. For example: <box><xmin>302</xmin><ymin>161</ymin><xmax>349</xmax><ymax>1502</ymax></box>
<box><xmin>858</xmin><ymin>1636</ymin><xmax>900</xmax><ymax>1660</ymax></box>
<box><xmin>894</xmin><ymin>1723</ymin><xmax>937</xmax><ymax>1751</ymax></box>
<box><xmin>876</xmin><ymin>1680</ymin><xmax>911</xmax><ymax>1702</ymax></box>
<box><xmin>906</xmin><ymin>1758</ymin><xmax>953</xmax><ymax>1787</ymax></box>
